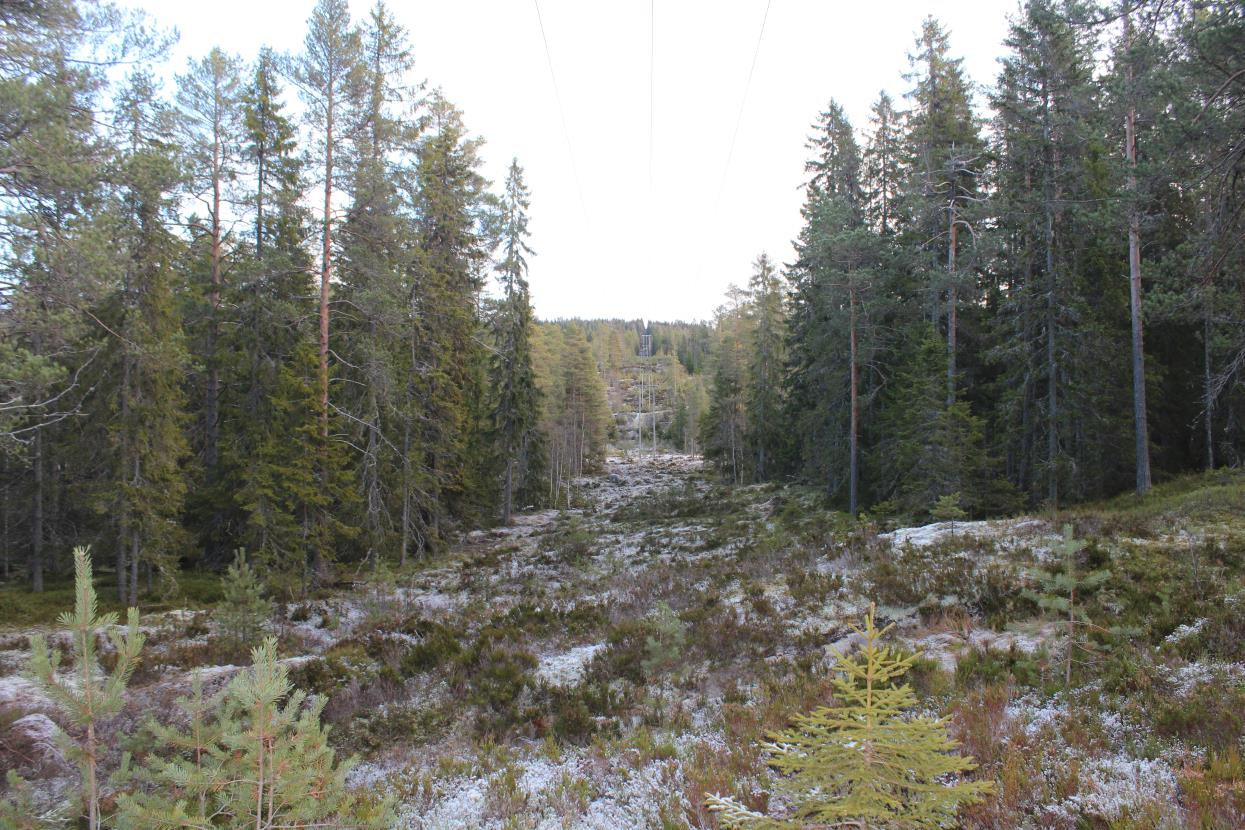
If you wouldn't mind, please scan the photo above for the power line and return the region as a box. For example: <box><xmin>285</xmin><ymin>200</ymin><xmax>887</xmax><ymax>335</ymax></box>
<box><xmin>712</xmin><ymin>0</ymin><xmax>772</xmax><ymax>214</ymax></box>
<box><xmin>533</xmin><ymin>0</ymin><xmax>590</xmax><ymax>230</ymax></box>
<box><xmin>697</xmin><ymin>0</ymin><xmax>773</xmax><ymax>286</ymax></box>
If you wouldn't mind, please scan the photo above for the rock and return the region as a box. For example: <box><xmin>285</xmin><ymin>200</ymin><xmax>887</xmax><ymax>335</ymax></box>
<box><xmin>5</xmin><ymin>713</ymin><xmax>71</xmax><ymax>778</ymax></box>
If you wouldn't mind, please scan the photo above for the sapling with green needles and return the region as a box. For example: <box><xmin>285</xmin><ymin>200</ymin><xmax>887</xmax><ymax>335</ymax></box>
<box><xmin>27</xmin><ymin>546</ymin><xmax>146</xmax><ymax>830</ymax></box>
<box><xmin>707</xmin><ymin>606</ymin><xmax>991</xmax><ymax>829</ymax></box>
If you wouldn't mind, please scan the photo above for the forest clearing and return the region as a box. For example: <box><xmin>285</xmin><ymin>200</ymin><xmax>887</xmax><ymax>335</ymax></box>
<box><xmin>3</xmin><ymin>0</ymin><xmax>1245</xmax><ymax>826</ymax></box>
<box><xmin>3</xmin><ymin>453</ymin><xmax>1244</xmax><ymax>827</ymax></box>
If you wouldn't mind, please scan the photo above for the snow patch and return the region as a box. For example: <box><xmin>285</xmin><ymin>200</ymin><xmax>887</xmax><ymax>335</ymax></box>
<box><xmin>536</xmin><ymin>644</ymin><xmax>604</xmax><ymax>688</ymax></box>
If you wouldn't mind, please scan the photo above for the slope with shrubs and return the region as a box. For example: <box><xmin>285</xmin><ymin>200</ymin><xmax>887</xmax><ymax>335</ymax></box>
<box><xmin>1</xmin><ymin>458</ymin><xmax>1243</xmax><ymax>828</ymax></box>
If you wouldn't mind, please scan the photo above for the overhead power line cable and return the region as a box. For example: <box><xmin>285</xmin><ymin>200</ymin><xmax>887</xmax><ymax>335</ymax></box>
<box><xmin>533</xmin><ymin>0</ymin><xmax>591</xmax><ymax>230</ymax></box>
<box><xmin>712</xmin><ymin>0</ymin><xmax>772</xmax><ymax>214</ymax></box>
<box><xmin>694</xmin><ymin>0</ymin><xmax>772</xmax><ymax>288</ymax></box>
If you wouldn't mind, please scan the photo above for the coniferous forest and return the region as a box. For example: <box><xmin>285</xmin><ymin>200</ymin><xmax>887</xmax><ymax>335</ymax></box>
<box><xmin>2</xmin><ymin>1</ymin><xmax>1245</xmax><ymax>829</ymax></box>
<box><xmin>697</xmin><ymin>6</ymin><xmax>1245</xmax><ymax>517</ymax></box>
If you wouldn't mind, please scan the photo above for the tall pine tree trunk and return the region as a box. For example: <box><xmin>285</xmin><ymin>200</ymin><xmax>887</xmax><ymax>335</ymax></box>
<box><xmin>206</xmin><ymin>128</ymin><xmax>221</xmax><ymax>472</ymax></box>
<box><xmin>319</xmin><ymin>99</ymin><xmax>334</xmax><ymax>442</ymax></box>
<box><xmin>1125</xmin><ymin>11</ymin><xmax>1152</xmax><ymax>496</ymax></box>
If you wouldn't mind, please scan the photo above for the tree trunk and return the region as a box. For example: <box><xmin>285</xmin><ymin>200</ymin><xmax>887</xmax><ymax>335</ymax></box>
<box><xmin>1043</xmin><ymin>76</ymin><xmax>1059</xmax><ymax>510</ymax></box>
<box><xmin>319</xmin><ymin>97</ymin><xmax>334</xmax><ymax>442</ymax></box>
<box><xmin>946</xmin><ymin>209</ymin><xmax>958</xmax><ymax>407</ymax></box>
<box><xmin>1203</xmin><ymin>305</ymin><xmax>1215</xmax><ymax>470</ymax></box>
<box><xmin>503</xmin><ymin>458</ymin><xmax>514</xmax><ymax>525</ymax></box>
<box><xmin>1125</xmin><ymin>11</ymin><xmax>1152</xmax><ymax>496</ymax></box>
<box><xmin>206</xmin><ymin>116</ymin><xmax>222</xmax><ymax>472</ymax></box>
<box><xmin>117</xmin><ymin>351</ymin><xmax>132</xmax><ymax>604</ymax></box>
<box><xmin>31</xmin><ymin>428</ymin><xmax>44</xmax><ymax>592</ymax></box>
<box><xmin>129</xmin><ymin>464</ymin><xmax>140</xmax><ymax>608</ymax></box>
<box><xmin>849</xmin><ymin>284</ymin><xmax>860</xmax><ymax>515</ymax></box>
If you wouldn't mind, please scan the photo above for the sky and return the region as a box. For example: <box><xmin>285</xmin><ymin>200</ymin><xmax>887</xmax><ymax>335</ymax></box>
<box><xmin>127</xmin><ymin>0</ymin><xmax>1017</xmax><ymax>322</ymax></box>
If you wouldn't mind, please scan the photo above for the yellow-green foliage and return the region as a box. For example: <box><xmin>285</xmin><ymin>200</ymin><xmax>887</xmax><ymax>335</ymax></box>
<box><xmin>116</xmin><ymin>638</ymin><xmax>392</xmax><ymax>829</ymax></box>
<box><xmin>708</xmin><ymin>607</ymin><xmax>991</xmax><ymax>829</ymax></box>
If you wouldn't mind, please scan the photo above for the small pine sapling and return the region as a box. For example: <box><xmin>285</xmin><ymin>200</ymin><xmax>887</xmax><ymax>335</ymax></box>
<box><xmin>707</xmin><ymin>607</ymin><xmax>991</xmax><ymax>829</ymax></box>
<box><xmin>114</xmin><ymin>673</ymin><xmax>225</xmax><ymax>827</ymax></box>
<box><xmin>27</xmin><ymin>546</ymin><xmax>146</xmax><ymax>830</ymax></box>
<box><xmin>643</xmin><ymin>601</ymin><xmax>688</xmax><ymax>679</ymax></box>
<box><xmin>1024</xmin><ymin>524</ymin><xmax>1110</xmax><ymax>689</ymax></box>
<box><xmin>0</xmin><ymin>769</ymin><xmax>67</xmax><ymax>828</ymax></box>
<box><xmin>117</xmin><ymin>638</ymin><xmax>392</xmax><ymax>829</ymax></box>
<box><xmin>216</xmin><ymin>548</ymin><xmax>272</xmax><ymax>655</ymax></box>
<box><xmin>219</xmin><ymin>637</ymin><xmax>392</xmax><ymax>828</ymax></box>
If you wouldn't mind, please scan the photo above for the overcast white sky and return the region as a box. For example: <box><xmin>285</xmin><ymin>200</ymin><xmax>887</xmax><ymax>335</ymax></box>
<box><xmin>129</xmin><ymin>1</ymin><xmax>1016</xmax><ymax>322</ymax></box>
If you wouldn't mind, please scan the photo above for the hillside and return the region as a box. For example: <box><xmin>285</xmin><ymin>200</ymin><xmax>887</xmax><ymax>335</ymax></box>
<box><xmin>4</xmin><ymin>457</ymin><xmax>1242</xmax><ymax>828</ymax></box>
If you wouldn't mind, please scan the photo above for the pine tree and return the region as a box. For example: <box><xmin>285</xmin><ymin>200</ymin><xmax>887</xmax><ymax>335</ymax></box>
<box><xmin>176</xmin><ymin>47</ymin><xmax>243</xmax><ymax>507</ymax></box>
<box><xmin>115</xmin><ymin>673</ymin><xmax>225</xmax><ymax>826</ymax></box>
<box><xmin>294</xmin><ymin>0</ymin><xmax>362</xmax><ymax>444</ymax></box>
<box><xmin>116</xmin><ymin>639</ymin><xmax>392</xmax><ymax>829</ymax></box>
<box><xmin>27</xmin><ymin>547</ymin><xmax>146</xmax><ymax>830</ymax></box>
<box><xmin>491</xmin><ymin>159</ymin><xmax>542</xmax><ymax>524</ymax></box>
<box><xmin>707</xmin><ymin>608</ymin><xmax>990</xmax><ymax>829</ymax></box>
<box><xmin>1024</xmin><ymin>524</ymin><xmax>1109</xmax><ymax>689</ymax></box>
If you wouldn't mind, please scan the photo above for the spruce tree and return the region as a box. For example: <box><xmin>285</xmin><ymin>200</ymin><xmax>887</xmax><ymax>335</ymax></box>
<box><xmin>708</xmin><ymin>608</ymin><xmax>990</xmax><ymax>828</ymax></box>
<box><xmin>785</xmin><ymin>101</ymin><xmax>887</xmax><ymax>511</ymax></box>
<box><xmin>491</xmin><ymin>159</ymin><xmax>542</xmax><ymax>524</ymax></box>
<box><xmin>702</xmin><ymin>291</ymin><xmax>751</xmax><ymax>484</ymax></box>
<box><xmin>408</xmin><ymin>92</ymin><xmax>493</xmax><ymax>537</ymax></box>
<box><xmin>989</xmin><ymin>0</ymin><xmax>1131</xmax><ymax>505</ymax></box>
<box><xmin>744</xmin><ymin>253</ymin><xmax>786</xmax><ymax>481</ymax></box>
<box><xmin>216</xmin><ymin>548</ymin><xmax>272</xmax><ymax>654</ymax></box>
<box><xmin>103</xmin><ymin>71</ymin><xmax>191</xmax><ymax>604</ymax></box>
<box><xmin>863</xmin><ymin>91</ymin><xmax>904</xmax><ymax>236</ymax></box>
<box><xmin>902</xmin><ymin>17</ymin><xmax>984</xmax><ymax>408</ymax></box>
<box><xmin>338</xmin><ymin>1</ymin><xmax>420</xmax><ymax>563</ymax></box>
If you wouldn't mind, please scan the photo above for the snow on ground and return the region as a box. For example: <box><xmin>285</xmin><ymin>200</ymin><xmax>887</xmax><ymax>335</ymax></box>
<box><xmin>881</xmin><ymin>517</ymin><xmax>1048</xmax><ymax>549</ymax></box>
<box><xmin>536</xmin><ymin>643</ymin><xmax>605</xmax><ymax>688</ymax></box>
